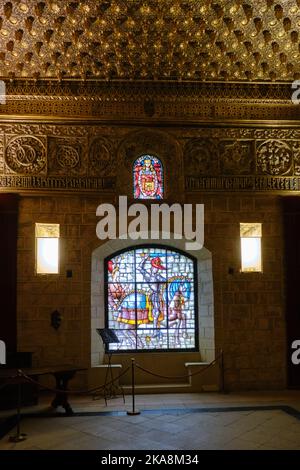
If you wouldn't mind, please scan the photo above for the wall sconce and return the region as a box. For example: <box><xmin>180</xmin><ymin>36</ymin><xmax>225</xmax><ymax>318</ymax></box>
<box><xmin>240</xmin><ymin>223</ymin><xmax>262</xmax><ymax>273</ymax></box>
<box><xmin>51</xmin><ymin>310</ymin><xmax>62</xmax><ymax>330</ymax></box>
<box><xmin>35</xmin><ymin>223</ymin><xmax>60</xmax><ymax>274</ymax></box>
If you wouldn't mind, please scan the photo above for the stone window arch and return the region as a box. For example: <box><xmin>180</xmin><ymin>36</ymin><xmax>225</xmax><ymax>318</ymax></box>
<box><xmin>91</xmin><ymin>237</ymin><xmax>215</xmax><ymax>365</ymax></box>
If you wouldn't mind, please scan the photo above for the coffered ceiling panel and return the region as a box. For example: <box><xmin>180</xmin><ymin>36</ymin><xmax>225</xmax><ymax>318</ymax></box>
<box><xmin>0</xmin><ymin>0</ymin><xmax>300</xmax><ymax>82</ymax></box>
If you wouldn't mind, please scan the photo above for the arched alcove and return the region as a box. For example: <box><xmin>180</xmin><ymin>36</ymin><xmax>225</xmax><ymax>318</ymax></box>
<box><xmin>91</xmin><ymin>235</ymin><xmax>215</xmax><ymax>367</ymax></box>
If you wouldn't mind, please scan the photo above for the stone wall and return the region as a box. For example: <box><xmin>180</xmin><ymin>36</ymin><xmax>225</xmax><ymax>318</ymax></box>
<box><xmin>16</xmin><ymin>192</ymin><xmax>286</xmax><ymax>391</ymax></box>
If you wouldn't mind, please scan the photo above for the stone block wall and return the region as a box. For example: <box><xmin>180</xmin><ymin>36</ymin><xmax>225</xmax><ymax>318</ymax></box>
<box><xmin>187</xmin><ymin>193</ymin><xmax>286</xmax><ymax>390</ymax></box>
<box><xmin>16</xmin><ymin>192</ymin><xmax>286</xmax><ymax>391</ymax></box>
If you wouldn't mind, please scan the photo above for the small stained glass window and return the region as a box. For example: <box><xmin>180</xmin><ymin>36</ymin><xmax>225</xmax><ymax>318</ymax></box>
<box><xmin>36</xmin><ymin>223</ymin><xmax>60</xmax><ymax>274</ymax></box>
<box><xmin>105</xmin><ymin>246</ymin><xmax>198</xmax><ymax>352</ymax></box>
<box><xmin>133</xmin><ymin>155</ymin><xmax>163</xmax><ymax>200</ymax></box>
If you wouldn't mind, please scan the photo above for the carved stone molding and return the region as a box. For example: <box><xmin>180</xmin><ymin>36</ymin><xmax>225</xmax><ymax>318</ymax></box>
<box><xmin>3</xmin><ymin>122</ymin><xmax>300</xmax><ymax>141</ymax></box>
<box><xmin>1</xmin><ymin>123</ymin><xmax>300</xmax><ymax>193</ymax></box>
<box><xmin>0</xmin><ymin>81</ymin><xmax>299</xmax><ymax>121</ymax></box>
<box><xmin>0</xmin><ymin>175</ymin><xmax>115</xmax><ymax>192</ymax></box>
<box><xmin>185</xmin><ymin>176</ymin><xmax>299</xmax><ymax>192</ymax></box>
<box><xmin>182</xmin><ymin>134</ymin><xmax>300</xmax><ymax>185</ymax></box>
<box><xmin>3</xmin><ymin>81</ymin><xmax>295</xmax><ymax>102</ymax></box>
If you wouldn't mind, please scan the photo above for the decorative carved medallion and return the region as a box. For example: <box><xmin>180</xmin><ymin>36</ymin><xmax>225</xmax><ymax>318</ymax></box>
<box><xmin>5</xmin><ymin>135</ymin><xmax>46</xmax><ymax>175</ymax></box>
<box><xmin>256</xmin><ymin>140</ymin><xmax>293</xmax><ymax>176</ymax></box>
<box><xmin>220</xmin><ymin>140</ymin><xmax>254</xmax><ymax>175</ymax></box>
<box><xmin>89</xmin><ymin>137</ymin><xmax>115</xmax><ymax>176</ymax></box>
<box><xmin>184</xmin><ymin>138</ymin><xmax>219</xmax><ymax>175</ymax></box>
<box><xmin>48</xmin><ymin>137</ymin><xmax>87</xmax><ymax>176</ymax></box>
<box><xmin>57</xmin><ymin>145</ymin><xmax>80</xmax><ymax>170</ymax></box>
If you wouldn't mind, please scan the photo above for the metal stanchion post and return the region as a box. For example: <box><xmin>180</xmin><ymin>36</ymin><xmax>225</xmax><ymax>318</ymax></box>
<box><xmin>9</xmin><ymin>370</ymin><xmax>27</xmax><ymax>442</ymax></box>
<box><xmin>127</xmin><ymin>358</ymin><xmax>140</xmax><ymax>416</ymax></box>
<box><xmin>220</xmin><ymin>349</ymin><xmax>226</xmax><ymax>394</ymax></box>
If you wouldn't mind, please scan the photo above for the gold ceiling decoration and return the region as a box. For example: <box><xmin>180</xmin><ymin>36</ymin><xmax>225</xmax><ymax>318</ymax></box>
<box><xmin>1</xmin><ymin>0</ymin><xmax>300</xmax><ymax>82</ymax></box>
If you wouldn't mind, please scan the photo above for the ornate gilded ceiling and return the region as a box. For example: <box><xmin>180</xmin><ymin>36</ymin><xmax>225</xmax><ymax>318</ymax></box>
<box><xmin>1</xmin><ymin>0</ymin><xmax>300</xmax><ymax>82</ymax></box>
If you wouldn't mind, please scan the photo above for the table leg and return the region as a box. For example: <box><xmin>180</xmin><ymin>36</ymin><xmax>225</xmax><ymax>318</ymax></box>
<box><xmin>51</xmin><ymin>371</ymin><xmax>76</xmax><ymax>415</ymax></box>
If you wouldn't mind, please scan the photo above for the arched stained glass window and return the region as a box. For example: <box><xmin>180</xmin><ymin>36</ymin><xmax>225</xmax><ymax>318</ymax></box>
<box><xmin>133</xmin><ymin>155</ymin><xmax>163</xmax><ymax>199</ymax></box>
<box><xmin>105</xmin><ymin>246</ymin><xmax>198</xmax><ymax>352</ymax></box>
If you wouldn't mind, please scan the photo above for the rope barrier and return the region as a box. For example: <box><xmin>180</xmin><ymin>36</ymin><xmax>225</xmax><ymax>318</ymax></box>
<box><xmin>0</xmin><ymin>372</ymin><xmax>24</xmax><ymax>391</ymax></box>
<box><xmin>16</xmin><ymin>366</ymin><xmax>130</xmax><ymax>396</ymax></box>
<box><xmin>0</xmin><ymin>381</ymin><xmax>13</xmax><ymax>391</ymax></box>
<box><xmin>1</xmin><ymin>351</ymin><xmax>224</xmax><ymax>395</ymax></box>
<box><xmin>0</xmin><ymin>376</ymin><xmax>27</xmax><ymax>392</ymax></box>
<box><xmin>135</xmin><ymin>353</ymin><xmax>223</xmax><ymax>380</ymax></box>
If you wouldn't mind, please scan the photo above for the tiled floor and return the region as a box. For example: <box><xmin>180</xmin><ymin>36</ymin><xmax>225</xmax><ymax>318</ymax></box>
<box><xmin>1</xmin><ymin>391</ymin><xmax>300</xmax><ymax>450</ymax></box>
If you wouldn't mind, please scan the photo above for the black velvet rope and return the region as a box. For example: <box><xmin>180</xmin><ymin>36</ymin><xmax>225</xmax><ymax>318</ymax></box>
<box><xmin>9</xmin><ymin>365</ymin><xmax>131</xmax><ymax>395</ymax></box>
<box><xmin>135</xmin><ymin>353</ymin><xmax>223</xmax><ymax>380</ymax></box>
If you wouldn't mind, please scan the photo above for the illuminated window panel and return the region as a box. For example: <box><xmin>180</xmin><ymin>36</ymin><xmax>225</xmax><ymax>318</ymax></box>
<box><xmin>240</xmin><ymin>223</ymin><xmax>262</xmax><ymax>273</ymax></box>
<box><xmin>105</xmin><ymin>246</ymin><xmax>198</xmax><ymax>352</ymax></box>
<box><xmin>133</xmin><ymin>155</ymin><xmax>163</xmax><ymax>200</ymax></box>
<box><xmin>36</xmin><ymin>223</ymin><xmax>60</xmax><ymax>274</ymax></box>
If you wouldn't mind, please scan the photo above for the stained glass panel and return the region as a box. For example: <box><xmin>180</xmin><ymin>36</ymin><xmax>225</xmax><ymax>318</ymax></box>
<box><xmin>105</xmin><ymin>246</ymin><xmax>197</xmax><ymax>352</ymax></box>
<box><xmin>135</xmin><ymin>247</ymin><xmax>167</xmax><ymax>283</ymax></box>
<box><xmin>166</xmin><ymin>251</ymin><xmax>194</xmax><ymax>281</ymax></box>
<box><xmin>107</xmin><ymin>251</ymin><xmax>135</xmax><ymax>283</ymax></box>
<box><xmin>133</xmin><ymin>155</ymin><xmax>163</xmax><ymax>199</ymax></box>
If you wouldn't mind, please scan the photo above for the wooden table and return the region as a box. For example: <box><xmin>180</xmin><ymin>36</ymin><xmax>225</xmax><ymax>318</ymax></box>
<box><xmin>0</xmin><ymin>365</ymin><xmax>86</xmax><ymax>415</ymax></box>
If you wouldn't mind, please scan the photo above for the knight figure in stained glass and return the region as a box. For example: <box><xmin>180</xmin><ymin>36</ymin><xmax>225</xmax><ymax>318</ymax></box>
<box><xmin>105</xmin><ymin>246</ymin><xmax>197</xmax><ymax>352</ymax></box>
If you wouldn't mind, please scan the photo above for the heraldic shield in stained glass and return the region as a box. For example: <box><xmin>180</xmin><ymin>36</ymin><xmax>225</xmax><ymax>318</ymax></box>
<box><xmin>106</xmin><ymin>247</ymin><xmax>197</xmax><ymax>351</ymax></box>
<box><xmin>133</xmin><ymin>155</ymin><xmax>163</xmax><ymax>199</ymax></box>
